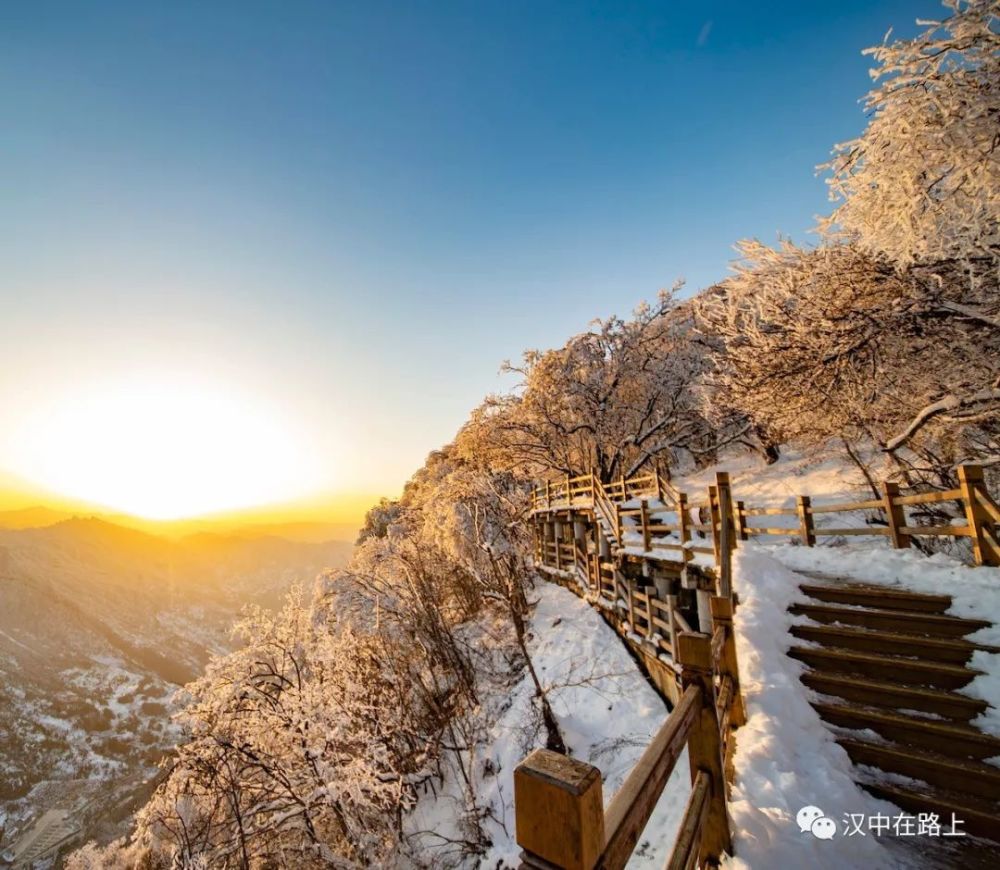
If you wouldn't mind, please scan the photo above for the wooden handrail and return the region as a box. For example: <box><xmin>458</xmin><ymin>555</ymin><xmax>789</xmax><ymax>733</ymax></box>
<box><xmin>600</xmin><ymin>685</ymin><xmax>701</xmax><ymax>868</ymax></box>
<box><xmin>515</xmin><ymin>626</ymin><xmax>741</xmax><ymax>870</ymax></box>
<box><xmin>900</xmin><ymin>524</ymin><xmax>972</xmax><ymax>536</ymax></box>
<box><xmin>808</xmin><ymin>498</ymin><xmax>883</xmax><ymax>513</ymax></box>
<box><xmin>523</xmin><ymin>465</ymin><xmax>998</xmax><ymax>867</ymax></box>
<box><xmin>591</xmin><ymin>474</ymin><xmax>622</xmax><ymax>550</ymax></box>
<box><xmin>531</xmin><ymin>465</ymin><xmax>999</xmax><ymax>601</ymax></box>
<box><xmin>532</xmin><ymin>470</ymin><xmax>675</xmax><ymax>508</ymax></box>
<box><xmin>974</xmin><ymin>488</ymin><xmax>1000</xmax><ymax>525</ymax></box>
<box><xmin>665</xmin><ymin>771</ymin><xmax>710</xmax><ymax>870</ymax></box>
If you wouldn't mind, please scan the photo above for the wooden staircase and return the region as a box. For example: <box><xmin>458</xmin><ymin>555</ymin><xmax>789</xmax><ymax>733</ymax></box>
<box><xmin>591</xmin><ymin>476</ymin><xmax>623</xmax><ymax>555</ymax></box>
<box><xmin>787</xmin><ymin>579</ymin><xmax>1000</xmax><ymax>843</ymax></box>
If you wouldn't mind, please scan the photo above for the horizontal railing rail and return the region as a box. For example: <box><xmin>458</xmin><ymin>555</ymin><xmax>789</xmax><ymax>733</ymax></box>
<box><xmin>729</xmin><ymin>465</ymin><xmax>1000</xmax><ymax>565</ymax></box>
<box><xmin>531</xmin><ymin>469</ymin><xmax>672</xmax><ymax>513</ymax></box>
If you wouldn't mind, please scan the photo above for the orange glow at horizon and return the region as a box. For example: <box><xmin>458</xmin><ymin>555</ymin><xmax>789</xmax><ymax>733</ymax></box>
<box><xmin>3</xmin><ymin>372</ymin><xmax>330</xmax><ymax>521</ymax></box>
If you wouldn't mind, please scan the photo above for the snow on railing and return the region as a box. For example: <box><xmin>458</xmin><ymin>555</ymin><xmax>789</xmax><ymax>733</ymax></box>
<box><xmin>520</xmin><ymin>464</ymin><xmax>999</xmax><ymax>868</ymax></box>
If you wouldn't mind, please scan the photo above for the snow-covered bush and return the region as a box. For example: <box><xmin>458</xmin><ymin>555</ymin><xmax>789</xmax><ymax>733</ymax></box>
<box><xmin>71</xmin><ymin>590</ymin><xmax>412</xmax><ymax>867</ymax></box>
<box><xmin>69</xmin><ymin>443</ymin><xmax>567</xmax><ymax>868</ymax></box>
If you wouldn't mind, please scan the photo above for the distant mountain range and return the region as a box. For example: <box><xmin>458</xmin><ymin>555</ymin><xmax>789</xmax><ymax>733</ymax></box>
<box><xmin>0</xmin><ymin>504</ymin><xmax>360</xmax><ymax>544</ymax></box>
<box><xmin>0</xmin><ymin>514</ymin><xmax>354</xmax><ymax>853</ymax></box>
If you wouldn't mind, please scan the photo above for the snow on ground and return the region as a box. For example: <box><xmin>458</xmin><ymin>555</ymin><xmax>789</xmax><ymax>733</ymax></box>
<box><xmin>617</xmin><ymin>447</ymin><xmax>903</xmax><ymax>569</ymax></box>
<box><xmin>723</xmin><ymin>545</ymin><xmax>901</xmax><ymax>869</ymax></box>
<box><xmin>404</xmin><ymin>581</ymin><xmax>690</xmax><ymax>868</ymax></box>
<box><xmin>675</xmin><ymin>445</ymin><xmax>880</xmax><ymax>507</ymax></box>
<box><xmin>766</xmin><ymin>543</ymin><xmax>1000</xmax><ymax>739</ymax></box>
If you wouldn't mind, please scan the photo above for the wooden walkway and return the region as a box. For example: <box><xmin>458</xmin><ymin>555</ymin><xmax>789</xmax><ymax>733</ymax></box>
<box><xmin>514</xmin><ymin>464</ymin><xmax>1000</xmax><ymax>869</ymax></box>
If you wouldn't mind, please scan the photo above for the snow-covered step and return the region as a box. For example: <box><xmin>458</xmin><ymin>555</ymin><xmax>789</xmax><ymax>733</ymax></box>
<box><xmin>789</xmin><ymin>600</ymin><xmax>991</xmax><ymax>638</ymax></box>
<box><xmin>782</xmin><ymin>564</ymin><xmax>1000</xmax><ymax>851</ymax></box>
<box><xmin>800</xmin><ymin>671</ymin><xmax>988</xmax><ymax>721</ymax></box>
<box><xmin>789</xmin><ymin>645</ymin><xmax>981</xmax><ymax>689</ymax></box>
<box><xmin>789</xmin><ymin>623</ymin><xmax>997</xmax><ymax>665</ymax></box>
<box><xmin>811</xmin><ymin>701</ymin><xmax>1000</xmax><ymax>761</ymax></box>
<box><xmin>797</xmin><ymin>583</ymin><xmax>952</xmax><ymax>613</ymax></box>
<box><xmin>858</xmin><ymin>778</ymin><xmax>1000</xmax><ymax>843</ymax></box>
<box><xmin>838</xmin><ymin>737</ymin><xmax>1000</xmax><ymax>802</ymax></box>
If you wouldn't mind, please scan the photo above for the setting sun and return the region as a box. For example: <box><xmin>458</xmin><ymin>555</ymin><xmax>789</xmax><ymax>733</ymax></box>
<box><xmin>4</xmin><ymin>372</ymin><xmax>319</xmax><ymax>520</ymax></box>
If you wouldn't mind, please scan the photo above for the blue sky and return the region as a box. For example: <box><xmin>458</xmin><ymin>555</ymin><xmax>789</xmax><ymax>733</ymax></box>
<box><xmin>0</xmin><ymin>1</ymin><xmax>944</xmax><ymax>510</ymax></box>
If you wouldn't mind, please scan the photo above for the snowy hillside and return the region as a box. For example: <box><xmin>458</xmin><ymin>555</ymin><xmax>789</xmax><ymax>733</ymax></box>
<box><xmin>404</xmin><ymin>581</ymin><xmax>689</xmax><ymax>868</ymax></box>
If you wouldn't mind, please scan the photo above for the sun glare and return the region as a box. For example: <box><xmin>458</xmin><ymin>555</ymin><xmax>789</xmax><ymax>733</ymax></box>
<box><xmin>6</xmin><ymin>373</ymin><xmax>319</xmax><ymax>520</ymax></box>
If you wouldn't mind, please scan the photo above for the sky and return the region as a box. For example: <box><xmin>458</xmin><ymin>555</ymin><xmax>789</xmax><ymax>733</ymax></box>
<box><xmin>0</xmin><ymin>0</ymin><xmax>944</xmax><ymax>521</ymax></box>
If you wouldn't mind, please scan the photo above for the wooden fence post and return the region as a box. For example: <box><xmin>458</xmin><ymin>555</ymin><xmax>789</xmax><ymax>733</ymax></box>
<box><xmin>640</xmin><ymin>499</ymin><xmax>652</xmax><ymax>552</ymax></box>
<box><xmin>882</xmin><ymin>481</ymin><xmax>911</xmax><ymax>551</ymax></box>
<box><xmin>567</xmin><ymin>473</ymin><xmax>573</xmax><ymax>507</ymax></box>
<box><xmin>676</xmin><ymin>633</ymin><xmax>733</xmax><ymax>865</ymax></box>
<box><xmin>677</xmin><ymin>492</ymin><xmax>692</xmax><ymax>563</ymax></box>
<box><xmin>546</xmin><ymin>480</ymin><xmax>552</xmax><ymax>511</ymax></box>
<box><xmin>696</xmin><ymin>585</ymin><xmax>713</xmax><ymax>634</ymax></box>
<box><xmin>710</xmin><ymin>597</ymin><xmax>746</xmax><ymax>728</ymax></box>
<box><xmin>626</xmin><ymin>576</ymin><xmax>638</xmax><ymax>631</ymax></box>
<box><xmin>514</xmin><ymin>748</ymin><xmax>604</xmax><ymax>870</ymax></box>
<box><xmin>708</xmin><ymin>485</ymin><xmax>721</xmax><ymax>567</ymax></box>
<box><xmin>735</xmin><ymin>500</ymin><xmax>748</xmax><ymax>541</ymax></box>
<box><xmin>958</xmin><ymin>465</ymin><xmax>995</xmax><ymax>566</ymax></box>
<box><xmin>716</xmin><ymin>473</ymin><xmax>734</xmax><ymax>597</ymax></box>
<box><xmin>666</xmin><ymin>592</ymin><xmax>680</xmax><ymax>654</ymax></box>
<box><xmin>645</xmin><ymin>588</ymin><xmax>656</xmax><ymax>641</ymax></box>
<box><xmin>796</xmin><ymin>495</ymin><xmax>816</xmax><ymax>547</ymax></box>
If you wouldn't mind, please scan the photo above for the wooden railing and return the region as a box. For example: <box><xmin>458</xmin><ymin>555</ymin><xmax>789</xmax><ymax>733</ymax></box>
<box><xmin>592</xmin><ymin>476</ymin><xmax>624</xmax><ymax>550</ymax></box>
<box><xmin>534</xmin><ymin>464</ymin><xmax>1000</xmax><ymax>569</ymax></box>
<box><xmin>514</xmin><ymin>597</ymin><xmax>745</xmax><ymax>869</ymax></box>
<box><xmin>531</xmin><ymin>471</ymin><xmax>668</xmax><ymax>513</ymax></box>
<box><xmin>730</xmin><ymin>464</ymin><xmax>1000</xmax><ymax>567</ymax></box>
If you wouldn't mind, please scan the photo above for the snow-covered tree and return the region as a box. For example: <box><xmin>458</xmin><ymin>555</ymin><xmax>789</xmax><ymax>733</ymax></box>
<box><xmin>464</xmin><ymin>287</ymin><xmax>745</xmax><ymax>483</ymax></box>
<box><xmin>72</xmin><ymin>590</ymin><xmax>412</xmax><ymax>868</ymax></box>
<box><xmin>823</xmin><ymin>0</ymin><xmax>1000</xmax><ymax>274</ymax></box>
<box><xmin>697</xmin><ymin>238</ymin><xmax>1000</xmax><ymax>489</ymax></box>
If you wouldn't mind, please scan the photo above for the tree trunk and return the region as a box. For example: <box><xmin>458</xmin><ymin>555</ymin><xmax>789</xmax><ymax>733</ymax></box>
<box><xmin>510</xmin><ymin>600</ymin><xmax>567</xmax><ymax>754</ymax></box>
<box><xmin>754</xmin><ymin>424</ymin><xmax>780</xmax><ymax>464</ymax></box>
